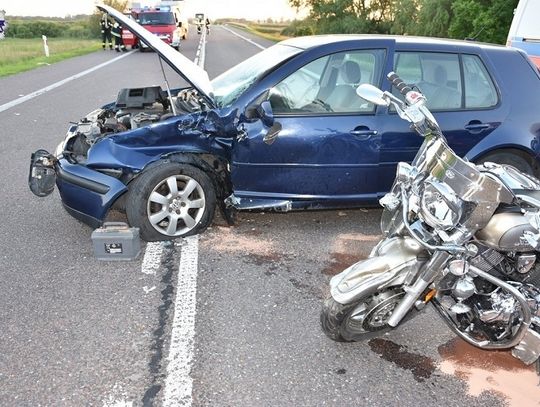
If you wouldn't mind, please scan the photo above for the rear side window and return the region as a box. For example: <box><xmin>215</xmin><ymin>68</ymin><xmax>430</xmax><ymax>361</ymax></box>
<box><xmin>394</xmin><ymin>52</ymin><xmax>498</xmax><ymax>111</ymax></box>
<box><xmin>394</xmin><ymin>52</ymin><xmax>462</xmax><ymax>110</ymax></box>
<box><xmin>462</xmin><ymin>54</ymin><xmax>498</xmax><ymax>108</ymax></box>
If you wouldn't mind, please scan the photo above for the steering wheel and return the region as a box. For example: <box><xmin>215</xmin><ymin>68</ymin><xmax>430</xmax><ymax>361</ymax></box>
<box><xmin>311</xmin><ymin>98</ymin><xmax>333</xmax><ymax>112</ymax></box>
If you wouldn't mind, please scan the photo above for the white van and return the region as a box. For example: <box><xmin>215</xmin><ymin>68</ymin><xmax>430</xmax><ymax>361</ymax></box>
<box><xmin>507</xmin><ymin>0</ymin><xmax>540</xmax><ymax>67</ymax></box>
<box><xmin>158</xmin><ymin>0</ymin><xmax>189</xmax><ymax>39</ymax></box>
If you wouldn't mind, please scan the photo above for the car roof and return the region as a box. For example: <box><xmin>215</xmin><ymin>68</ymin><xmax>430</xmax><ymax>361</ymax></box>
<box><xmin>280</xmin><ymin>34</ymin><xmax>510</xmax><ymax>53</ymax></box>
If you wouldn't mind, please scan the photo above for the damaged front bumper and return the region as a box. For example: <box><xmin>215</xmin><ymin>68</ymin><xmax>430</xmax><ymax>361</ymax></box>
<box><xmin>29</xmin><ymin>150</ymin><xmax>128</xmax><ymax>228</ymax></box>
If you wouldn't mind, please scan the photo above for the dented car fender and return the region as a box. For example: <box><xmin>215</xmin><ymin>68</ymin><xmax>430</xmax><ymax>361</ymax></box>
<box><xmin>86</xmin><ymin>109</ymin><xmax>239</xmax><ymax>174</ymax></box>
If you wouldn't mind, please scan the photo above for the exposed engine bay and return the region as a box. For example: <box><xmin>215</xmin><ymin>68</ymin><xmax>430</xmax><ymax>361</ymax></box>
<box><xmin>60</xmin><ymin>86</ymin><xmax>207</xmax><ymax>162</ymax></box>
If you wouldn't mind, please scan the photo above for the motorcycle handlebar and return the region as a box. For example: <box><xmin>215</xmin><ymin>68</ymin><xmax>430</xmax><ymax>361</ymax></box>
<box><xmin>387</xmin><ymin>72</ymin><xmax>412</xmax><ymax>97</ymax></box>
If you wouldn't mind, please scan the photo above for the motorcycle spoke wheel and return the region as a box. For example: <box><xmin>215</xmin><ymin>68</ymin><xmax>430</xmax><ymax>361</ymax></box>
<box><xmin>321</xmin><ymin>287</ymin><xmax>417</xmax><ymax>342</ymax></box>
<box><xmin>344</xmin><ymin>289</ymin><xmax>405</xmax><ymax>335</ymax></box>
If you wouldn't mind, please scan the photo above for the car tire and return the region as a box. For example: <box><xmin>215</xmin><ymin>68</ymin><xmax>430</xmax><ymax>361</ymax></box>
<box><xmin>478</xmin><ymin>151</ymin><xmax>535</xmax><ymax>176</ymax></box>
<box><xmin>126</xmin><ymin>162</ymin><xmax>216</xmax><ymax>241</ymax></box>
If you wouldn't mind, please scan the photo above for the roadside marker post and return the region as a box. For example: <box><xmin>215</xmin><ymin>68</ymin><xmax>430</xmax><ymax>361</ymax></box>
<box><xmin>42</xmin><ymin>35</ymin><xmax>49</xmax><ymax>57</ymax></box>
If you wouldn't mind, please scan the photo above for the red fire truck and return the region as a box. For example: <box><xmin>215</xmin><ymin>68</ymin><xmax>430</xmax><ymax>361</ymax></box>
<box><xmin>121</xmin><ymin>9</ymin><xmax>140</xmax><ymax>49</ymax></box>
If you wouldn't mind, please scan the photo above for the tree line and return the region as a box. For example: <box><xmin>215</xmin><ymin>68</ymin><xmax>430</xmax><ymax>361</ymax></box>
<box><xmin>4</xmin><ymin>0</ymin><xmax>127</xmax><ymax>40</ymax></box>
<box><xmin>2</xmin><ymin>0</ymin><xmax>518</xmax><ymax>45</ymax></box>
<box><xmin>5</xmin><ymin>19</ymin><xmax>97</xmax><ymax>39</ymax></box>
<box><xmin>287</xmin><ymin>0</ymin><xmax>519</xmax><ymax>44</ymax></box>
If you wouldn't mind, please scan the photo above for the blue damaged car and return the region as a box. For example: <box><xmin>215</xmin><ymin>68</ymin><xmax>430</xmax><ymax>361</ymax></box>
<box><xmin>29</xmin><ymin>5</ymin><xmax>540</xmax><ymax>241</ymax></box>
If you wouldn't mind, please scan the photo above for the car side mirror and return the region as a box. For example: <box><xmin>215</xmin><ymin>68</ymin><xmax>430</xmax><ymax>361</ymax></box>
<box><xmin>356</xmin><ymin>84</ymin><xmax>389</xmax><ymax>106</ymax></box>
<box><xmin>257</xmin><ymin>101</ymin><xmax>274</xmax><ymax>127</ymax></box>
<box><xmin>177</xmin><ymin>22</ymin><xmax>182</xmax><ymax>27</ymax></box>
<box><xmin>263</xmin><ymin>122</ymin><xmax>282</xmax><ymax>145</ymax></box>
<box><xmin>244</xmin><ymin>100</ymin><xmax>274</xmax><ymax>127</ymax></box>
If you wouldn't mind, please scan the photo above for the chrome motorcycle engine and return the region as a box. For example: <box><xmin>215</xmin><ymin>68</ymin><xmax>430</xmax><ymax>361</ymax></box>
<box><xmin>435</xmin><ymin>247</ymin><xmax>540</xmax><ymax>346</ymax></box>
<box><xmin>470</xmin><ymin>247</ymin><xmax>540</xmax><ymax>286</ymax></box>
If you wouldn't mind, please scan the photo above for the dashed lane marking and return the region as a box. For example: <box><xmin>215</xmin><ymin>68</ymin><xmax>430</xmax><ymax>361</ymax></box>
<box><xmin>0</xmin><ymin>51</ymin><xmax>135</xmax><ymax>114</ymax></box>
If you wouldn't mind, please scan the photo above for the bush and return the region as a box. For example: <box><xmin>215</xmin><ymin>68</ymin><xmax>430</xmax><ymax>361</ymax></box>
<box><xmin>5</xmin><ymin>18</ymin><xmax>98</xmax><ymax>39</ymax></box>
<box><xmin>281</xmin><ymin>19</ymin><xmax>315</xmax><ymax>36</ymax></box>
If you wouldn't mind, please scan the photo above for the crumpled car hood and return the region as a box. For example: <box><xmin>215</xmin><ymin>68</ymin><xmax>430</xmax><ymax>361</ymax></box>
<box><xmin>97</xmin><ymin>4</ymin><xmax>214</xmax><ymax>106</ymax></box>
<box><xmin>86</xmin><ymin>108</ymin><xmax>239</xmax><ymax>171</ymax></box>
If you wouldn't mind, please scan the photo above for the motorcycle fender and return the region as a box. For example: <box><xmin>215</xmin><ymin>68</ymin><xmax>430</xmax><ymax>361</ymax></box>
<box><xmin>330</xmin><ymin>237</ymin><xmax>425</xmax><ymax>305</ymax></box>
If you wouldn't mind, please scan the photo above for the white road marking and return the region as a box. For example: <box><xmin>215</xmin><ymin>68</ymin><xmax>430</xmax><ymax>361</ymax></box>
<box><xmin>163</xmin><ymin>235</ymin><xmax>199</xmax><ymax>407</ymax></box>
<box><xmin>0</xmin><ymin>51</ymin><xmax>135</xmax><ymax>114</ymax></box>
<box><xmin>221</xmin><ymin>25</ymin><xmax>267</xmax><ymax>50</ymax></box>
<box><xmin>193</xmin><ymin>27</ymin><xmax>208</xmax><ymax>68</ymax></box>
<box><xmin>142</xmin><ymin>242</ymin><xmax>165</xmax><ymax>275</ymax></box>
<box><xmin>160</xmin><ymin>37</ymin><xmax>206</xmax><ymax>407</ymax></box>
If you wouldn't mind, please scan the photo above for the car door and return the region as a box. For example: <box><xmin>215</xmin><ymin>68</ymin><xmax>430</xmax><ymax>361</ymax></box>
<box><xmin>231</xmin><ymin>48</ymin><xmax>389</xmax><ymax>205</ymax></box>
<box><xmin>378</xmin><ymin>49</ymin><xmax>505</xmax><ymax>191</ymax></box>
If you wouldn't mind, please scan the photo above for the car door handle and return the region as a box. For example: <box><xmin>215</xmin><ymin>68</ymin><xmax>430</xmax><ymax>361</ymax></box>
<box><xmin>350</xmin><ymin>129</ymin><xmax>378</xmax><ymax>139</ymax></box>
<box><xmin>464</xmin><ymin>123</ymin><xmax>490</xmax><ymax>133</ymax></box>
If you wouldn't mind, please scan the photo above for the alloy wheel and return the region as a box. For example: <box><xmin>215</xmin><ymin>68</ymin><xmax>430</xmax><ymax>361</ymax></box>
<box><xmin>146</xmin><ymin>174</ymin><xmax>206</xmax><ymax>237</ymax></box>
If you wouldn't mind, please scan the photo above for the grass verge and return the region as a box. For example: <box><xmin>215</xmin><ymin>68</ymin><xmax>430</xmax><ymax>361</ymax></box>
<box><xmin>226</xmin><ymin>22</ymin><xmax>290</xmax><ymax>42</ymax></box>
<box><xmin>0</xmin><ymin>38</ymin><xmax>101</xmax><ymax>77</ymax></box>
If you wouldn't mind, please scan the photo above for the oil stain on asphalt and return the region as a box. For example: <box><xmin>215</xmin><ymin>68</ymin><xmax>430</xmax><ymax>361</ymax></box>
<box><xmin>368</xmin><ymin>338</ymin><xmax>436</xmax><ymax>382</ymax></box>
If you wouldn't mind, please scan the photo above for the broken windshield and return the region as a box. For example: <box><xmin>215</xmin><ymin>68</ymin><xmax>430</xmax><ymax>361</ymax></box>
<box><xmin>211</xmin><ymin>44</ymin><xmax>302</xmax><ymax>108</ymax></box>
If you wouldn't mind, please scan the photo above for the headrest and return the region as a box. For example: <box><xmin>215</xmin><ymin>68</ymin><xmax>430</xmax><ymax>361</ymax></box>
<box><xmin>433</xmin><ymin>65</ymin><xmax>448</xmax><ymax>85</ymax></box>
<box><xmin>341</xmin><ymin>60</ymin><xmax>361</xmax><ymax>84</ymax></box>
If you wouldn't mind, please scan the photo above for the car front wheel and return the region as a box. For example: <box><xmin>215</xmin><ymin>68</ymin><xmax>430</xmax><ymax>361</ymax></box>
<box><xmin>126</xmin><ymin>162</ymin><xmax>216</xmax><ymax>241</ymax></box>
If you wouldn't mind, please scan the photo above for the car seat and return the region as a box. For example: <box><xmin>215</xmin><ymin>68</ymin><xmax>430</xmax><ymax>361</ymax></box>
<box><xmin>325</xmin><ymin>60</ymin><xmax>362</xmax><ymax>112</ymax></box>
<box><xmin>419</xmin><ymin>64</ymin><xmax>461</xmax><ymax>110</ymax></box>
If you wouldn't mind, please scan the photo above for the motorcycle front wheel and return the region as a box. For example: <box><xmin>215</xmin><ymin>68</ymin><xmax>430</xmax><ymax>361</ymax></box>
<box><xmin>321</xmin><ymin>288</ymin><xmax>409</xmax><ymax>342</ymax></box>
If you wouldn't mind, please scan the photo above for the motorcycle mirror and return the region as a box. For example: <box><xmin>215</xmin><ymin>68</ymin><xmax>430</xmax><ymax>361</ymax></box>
<box><xmin>356</xmin><ymin>84</ymin><xmax>389</xmax><ymax>106</ymax></box>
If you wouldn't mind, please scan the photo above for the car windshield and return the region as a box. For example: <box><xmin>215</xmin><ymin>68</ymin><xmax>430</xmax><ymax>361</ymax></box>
<box><xmin>139</xmin><ymin>12</ymin><xmax>175</xmax><ymax>26</ymax></box>
<box><xmin>211</xmin><ymin>44</ymin><xmax>303</xmax><ymax>108</ymax></box>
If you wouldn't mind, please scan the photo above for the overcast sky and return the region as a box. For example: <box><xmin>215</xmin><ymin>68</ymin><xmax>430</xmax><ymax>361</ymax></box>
<box><xmin>0</xmin><ymin>0</ymin><xmax>308</xmax><ymax>20</ymax></box>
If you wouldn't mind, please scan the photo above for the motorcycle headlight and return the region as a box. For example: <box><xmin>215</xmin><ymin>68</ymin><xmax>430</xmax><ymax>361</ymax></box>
<box><xmin>419</xmin><ymin>180</ymin><xmax>462</xmax><ymax>230</ymax></box>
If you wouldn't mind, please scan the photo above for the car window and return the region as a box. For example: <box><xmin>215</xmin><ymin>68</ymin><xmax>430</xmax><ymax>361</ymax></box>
<box><xmin>394</xmin><ymin>52</ymin><xmax>462</xmax><ymax>111</ymax></box>
<box><xmin>269</xmin><ymin>49</ymin><xmax>385</xmax><ymax>115</ymax></box>
<box><xmin>462</xmin><ymin>54</ymin><xmax>498</xmax><ymax>108</ymax></box>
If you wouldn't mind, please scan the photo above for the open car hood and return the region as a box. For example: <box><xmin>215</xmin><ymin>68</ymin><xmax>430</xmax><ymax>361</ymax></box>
<box><xmin>97</xmin><ymin>4</ymin><xmax>214</xmax><ymax>106</ymax></box>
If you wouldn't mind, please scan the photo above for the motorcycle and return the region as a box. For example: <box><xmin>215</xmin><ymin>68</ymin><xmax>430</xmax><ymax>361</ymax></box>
<box><xmin>321</xmin><ymin>72</ymin><xmax>540</xmax><ymax>373</ymax></box>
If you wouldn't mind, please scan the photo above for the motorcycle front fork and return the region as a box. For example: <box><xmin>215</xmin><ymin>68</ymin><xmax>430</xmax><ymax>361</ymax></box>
<box><xmin>387</xmin><ymin>251</ymin><xmax>450</xmax><ymax>327</ymax></box>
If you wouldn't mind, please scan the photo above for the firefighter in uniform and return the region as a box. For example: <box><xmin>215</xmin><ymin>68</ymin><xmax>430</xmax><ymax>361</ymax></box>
<box><xmin>111</xmin><ymin>21</ymin><xmax>126</xmax><ymax>52</ymax></box>
<box><xmin>100</xmin><ymin>13</ymin><xmax>113</xmax><ymax>50</ymax></box>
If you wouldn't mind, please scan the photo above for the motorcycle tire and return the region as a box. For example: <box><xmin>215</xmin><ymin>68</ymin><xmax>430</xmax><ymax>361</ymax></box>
<box><xmin>321</xmin><ymin>288</ymin><xmax>413</xmax><ymax>342</ymax></box>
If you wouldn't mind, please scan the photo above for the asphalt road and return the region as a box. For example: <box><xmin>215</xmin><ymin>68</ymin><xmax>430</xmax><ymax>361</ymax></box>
<box><xmin>0</xmin><ymin>25</ymin><xmax>538</xmax><ymax>407</ymax></box>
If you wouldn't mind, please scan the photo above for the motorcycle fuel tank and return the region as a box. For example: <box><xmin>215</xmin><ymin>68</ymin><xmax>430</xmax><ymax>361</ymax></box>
<box><xmin>475</xmin><ymin>212</ymin><xmax>537</xmax><ymax>252</ymax></box>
